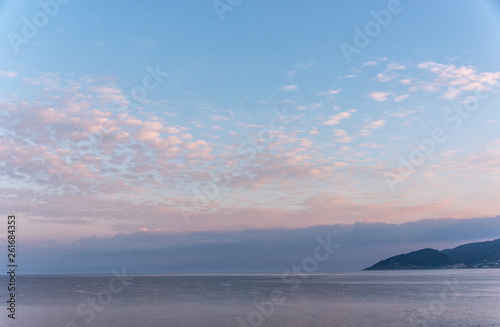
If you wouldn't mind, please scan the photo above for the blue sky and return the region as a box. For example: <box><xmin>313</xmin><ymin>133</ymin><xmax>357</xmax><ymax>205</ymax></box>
<box><xmin>1</xmin><ymin>0</ymin><xmax>500</xmax><ymax>272</ymax></box>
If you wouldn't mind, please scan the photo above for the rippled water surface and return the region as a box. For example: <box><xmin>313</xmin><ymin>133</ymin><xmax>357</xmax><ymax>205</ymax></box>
<box><xmin>1</xmin><ymin>269</ymin><xmax>499</xmax><ymax>326</ymax></box>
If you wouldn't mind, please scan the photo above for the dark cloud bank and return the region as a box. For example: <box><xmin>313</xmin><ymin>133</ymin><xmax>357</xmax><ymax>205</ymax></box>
<box><xmin>15</xmin><ymin>216</ymin><xmax>500</xmax><ymax>274</ymax></box>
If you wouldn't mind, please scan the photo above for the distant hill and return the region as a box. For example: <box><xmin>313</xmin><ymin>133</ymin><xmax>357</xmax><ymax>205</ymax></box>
<box><xmin>442</xmin><ymin>238</ymin><xmax>500</xmax><ymax>264</ymax></box>
<box><xmin>364</xmin><ymin>238</ymin><xmax>500</xmax><ymax>270</ymax></box>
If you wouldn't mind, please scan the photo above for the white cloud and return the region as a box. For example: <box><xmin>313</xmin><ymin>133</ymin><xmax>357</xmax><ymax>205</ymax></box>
<box><xmin>309</xmin><ymin>127</ymin><xmax>320</xmax><ymax>135</ymax></box>
<box><xmin>163</xmin><ymin>126</ymin><xmax>181</xmax><ymax>134</ymax></box>
<box><xmin>321</xmin><ymin>109</ymin><xmax>357</xmax><ymax>126</ymax></box>
<box><xmin>88</xmin><ymin>85</ymin><xmax>125</xmax><ymax>103</ymax></box>
<box><xmin>297</xmin><ymin>102</ymin><xmax>323</xmax><ymax>110</ymax></box>
<box><xmin>394</xmin><ymin>94</ymin><xmax>409</xmax><ymax>102</ymax></box>
<box><xmin>280</xmin><ymin>84</ymin><xmax>299</xmax><ymax>92</ymax></box>
<box><xmin>359</xmin><ymin>143</ymin><xmax>384</xmax><ymax>149</ymax></box>
<box><xmin>387</xmin><ymin>109</ymin><xmax>415</xmax><ymax>118</ymax></box>
<box><xmin>365</xmin><ymin>120</ymin><xmax>385</xmax><ymax>129</ymax></box>
<box><xmin>442</xmin><ymin>87</ymin><xmax>461</xmax><ymax>99</ymax></box>
<box><xmin>387</xmin><ymin>63</ymin><xmax>407</xmax><ymax>70</ymax></box>
<box><xmin>0</xmin><ymin>70</ymin><xmax>18</xmax><ymax>78</ymax></box>
<box><xmin>362</xmin><ymin>57</ymin><xmax>388</xmax><ymax>67</ymax></box>
<box><xmin>414</xmin><ymin>61</ymin><xmax>500</xmax><ymax>99</ymax></box>
<box><xmin>319</xmin><ymin>89</ymin><xmax>342</xmax><ymax>96</ymax></box>
<box><xmin>360</xmin><ymin>119</ymin><xmax>386</xmax><ymax>136</ymax></box>
<box><xmin>163</xmin><ymin>111</ymin><xmax>177</xmax><ymax>117</ymax></box>
<box><xmin>375</xmin><ymin>62</ymin><xmax>406</xmax><ymax>82</ymax></box>
<box><xmin>237</xmin><ymin>122</ymin><xmax>267</xmax><ymax>128</ymax></box>
<box><xmin>334</xmin><ymin>129</ymin><xmax>353</xmax><ymax>143</ymax></box>
<box><xmin>376</xmin><ymin>72</ymin><xmax>399</xmax><ymax>82</ymax></box>
<box><xmin>366</xmin><ymin>92</ymin><xmax>391</xmax><ymax>102</ymax></box>
<box><xmin>209</xmin><ymin>115</ymin><xmax>229</xmax><ymax>121</ymax></box>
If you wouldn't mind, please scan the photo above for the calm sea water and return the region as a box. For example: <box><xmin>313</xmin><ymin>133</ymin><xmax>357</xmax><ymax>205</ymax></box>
<box><xmin>1</xmin><ymin>269</ymin><xmax>499</xmax><ymax>327</ymax></box>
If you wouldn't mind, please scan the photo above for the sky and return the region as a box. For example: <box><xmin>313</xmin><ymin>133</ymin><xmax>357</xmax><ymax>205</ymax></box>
<box><xmin>0</xmin><ymin>0</ymin><xmax>500</xmax><ymax>273</ymax></box>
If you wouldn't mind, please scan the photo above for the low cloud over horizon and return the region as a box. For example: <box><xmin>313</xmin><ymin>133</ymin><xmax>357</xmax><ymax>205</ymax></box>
<box><xmin>11</xmin><ymin>215</ymin><xmax>500</xmax><ymax>274</ymax></box>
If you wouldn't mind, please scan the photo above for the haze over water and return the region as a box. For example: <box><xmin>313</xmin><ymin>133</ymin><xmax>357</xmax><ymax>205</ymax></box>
<box><xmin>1</xmin><ymin>269</ymin><xmax>499</xmax><ymax>327</ymax></box>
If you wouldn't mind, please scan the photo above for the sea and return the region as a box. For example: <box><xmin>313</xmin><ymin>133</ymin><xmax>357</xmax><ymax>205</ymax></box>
<box><xmin>1</xmin><ymin>269</ymin><xmax>499</xmax><ymax>327</ymax></box>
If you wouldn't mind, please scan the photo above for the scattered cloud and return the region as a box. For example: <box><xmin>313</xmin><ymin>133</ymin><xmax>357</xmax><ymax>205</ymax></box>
<box><xmin>333</xmin><ymin>129</ymin><xmax>353</xmax><ymax>143</ymax></box>
<box><xmin>412</xmin><ymin>61</ymin><xmax>500</xmax><ymax>99</ymax></box>
<box><xmin>3</xmin><ymin>59</ymin><xmax>500</xmax><ymax>252</ymax></box>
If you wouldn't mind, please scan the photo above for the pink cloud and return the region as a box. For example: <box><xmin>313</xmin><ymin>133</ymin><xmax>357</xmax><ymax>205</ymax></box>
<box><xmin>414</xmin><ymin>62</ymin><xmax>500</xmax><ymax>99</ymax></box>
<box><xmin>0</xmin><ymin>70</ymin><xmax>18</xmax><ymax>77</ymax></box>
<box><xmin>321</xmin><ymin>109</ymin><xmax>357</xmax><ymax>125</ymax></box>
<box><xmin>366</xmin><ymin>91</ymin><xmax>391</xmax><ymax>102</ymax></box>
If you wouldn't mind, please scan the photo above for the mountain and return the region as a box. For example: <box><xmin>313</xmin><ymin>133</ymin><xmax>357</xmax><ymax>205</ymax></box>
<box><xmin>364</xmin><ymin>238</ymin><xmax>500</xmax><ymax>270</ymax></box>
<box><xmin>364</xmin><ymin>248</ymin><xmax>457</xmax><ymax>270</ymax></box>
<box><xmin>441</xmin><ymin>238</ymin><xmax>500</xmax><ymax>264</ymax></box>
